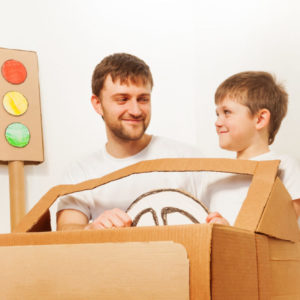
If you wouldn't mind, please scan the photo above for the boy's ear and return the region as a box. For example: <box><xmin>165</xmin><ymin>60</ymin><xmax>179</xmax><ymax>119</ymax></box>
<box><xmin>255</xmin><ymin>108</ymin><xmax>270</xmax><ymax>130</ymax></box>
<box><xmin>91</xmin><ymin>95</ymin><xmax>103</xmax><ymax>117</ymax></box>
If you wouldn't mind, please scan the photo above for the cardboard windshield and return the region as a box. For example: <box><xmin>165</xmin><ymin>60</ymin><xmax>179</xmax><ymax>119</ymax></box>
<box><xmin>13</xmin><ymin>158</ymin><xmax>299</xmax><ymax>241</ymax></box>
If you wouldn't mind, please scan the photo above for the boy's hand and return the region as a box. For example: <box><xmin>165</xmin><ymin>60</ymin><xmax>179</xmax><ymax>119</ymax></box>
<box><xmin>206</xmin><ymin>211</ymin><xmax>230</xmax><ymax>226</ymax></box>
<box><xmin>85</xmin><ymin>208</ymin><xmax>132</xmax><ymax>230</ymax></box>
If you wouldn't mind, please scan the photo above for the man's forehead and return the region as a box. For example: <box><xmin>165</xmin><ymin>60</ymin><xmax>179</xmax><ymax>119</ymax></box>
<box><xmin>103</xmin><ymin>74</ymin><xmax>152</xmax><ymax>90</ymax></box>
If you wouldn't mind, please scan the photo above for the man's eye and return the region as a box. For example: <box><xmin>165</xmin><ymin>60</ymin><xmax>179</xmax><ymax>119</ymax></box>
<box><xmin>138</xmin><ymin>97</ymin><xmax>149</xmax><ymax>103</ymax></box>
<box><xmin>117</xmin><ymin>98</ymin><xmax>128</xmax><ymax>102</ymax></box>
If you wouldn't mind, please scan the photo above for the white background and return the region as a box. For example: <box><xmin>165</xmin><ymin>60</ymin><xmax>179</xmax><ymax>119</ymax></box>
<box><xmin>0</xmin><ymin>0</ymin><xmax>299</xmax><ymax>233</ymax></box>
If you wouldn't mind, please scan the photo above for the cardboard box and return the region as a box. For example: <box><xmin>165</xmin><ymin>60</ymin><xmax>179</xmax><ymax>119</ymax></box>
<box><xmin>1</xmin><ymin>158</ymin><xmax>300</xmax><ymax>299</ymax></box>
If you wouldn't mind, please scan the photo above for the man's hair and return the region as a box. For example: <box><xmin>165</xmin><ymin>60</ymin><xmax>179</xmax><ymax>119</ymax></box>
<box><xmin>215</xmin><ymin>71</ymin><xmax>288</xmax><ymax>145</ymax></box>
<box><xmin>91</xmin><ymin>53</ymin><xmax>153</xmax><ymax>97</ymax></box>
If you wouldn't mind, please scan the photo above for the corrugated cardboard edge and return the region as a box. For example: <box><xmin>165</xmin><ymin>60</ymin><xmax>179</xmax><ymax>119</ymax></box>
<box><xmin>2</xmin><ymin>224</ymin><xmax>212</xmax><ymax>300</ymax></box>
<box><xmin>14</xmin><ymin>158</ymin><xmax>270</xmax><ymax>233</ymax></box>
<box><xmin>255</xmin><ymin>234</ymin><xmax>272</xmax><ymax>300</ymax></box>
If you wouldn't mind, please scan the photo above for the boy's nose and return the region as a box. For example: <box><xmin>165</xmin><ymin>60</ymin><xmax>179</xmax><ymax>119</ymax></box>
<box><xmin>215</xmin><ymin>116</ymin><xmax>223</xmax><ymax>127</ymax></box>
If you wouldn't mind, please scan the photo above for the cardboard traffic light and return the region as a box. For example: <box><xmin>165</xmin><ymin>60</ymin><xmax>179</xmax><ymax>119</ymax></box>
<box><xmin>0</xmin><ymin>47</ymin><xmax>44</xmax><ymax>231</ymax></box>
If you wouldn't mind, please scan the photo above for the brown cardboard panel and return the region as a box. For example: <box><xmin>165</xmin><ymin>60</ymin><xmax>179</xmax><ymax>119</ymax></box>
<box><xmin>0</xmin><ymin>47</ymin><xmax>44</xmax><ymax>163</ymax></box>
<box><xmin>0</xmin><ymin>241</ymin><xmax>189</xmax><ymax>300</ymax></box>
<box><xmin>268</xmin><ymin>237</ymin><xmax>300</xmax><ymax>261</ymax></box>
<box><xmin>234</xmin><ymin>160</ymin><xmax>280</xmax><ymax>232</ymax></box>
<box><xmin>14</xmin><ymin>158</ymin><xmax>280</xmax><ymax>234</ymax></box>
<box><xmin>2</xmin><ymin>224</ymin><xmax>212</xmax><ymax>300</ymax></box>
<box><xmin>211</xmin><ymin>225</ymin><xmax>259</xmax><ymax>300</ymax></box>
<box><xmin>1</xmin><ymin>224</ymin><xmax>300</xmax><ymax>298</ymax></box>
<box><xmin>267</xmin><ymin>238</ymin><xmax>300</xmax><ymax>297</ymax></box>
<box><xmin>255</xmin><ymin>234</ymin><xmax>272</xmax><ymax>300</ymax></box>
<box><xmin>257</xmin><ymin>178</ymin><xmax>300</xmax><ymax>242</ymax></box>
<box><xmin>271</xmin><ymin>261</ymin><xmax>300</xmax><ymax>296</ymax></box>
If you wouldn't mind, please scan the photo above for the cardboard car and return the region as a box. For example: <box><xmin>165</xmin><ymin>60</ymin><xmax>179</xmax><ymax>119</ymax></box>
<box><xmin>1</xmin><ymin>158</ymin><xmax>299</xmax><ymax>299</ymax></box>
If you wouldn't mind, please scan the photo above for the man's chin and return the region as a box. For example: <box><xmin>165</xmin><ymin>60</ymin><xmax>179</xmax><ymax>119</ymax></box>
<box><xmin>116</xmin><ymin>130</ymin><xmax>146</xmax><ymax>141</ymax></box>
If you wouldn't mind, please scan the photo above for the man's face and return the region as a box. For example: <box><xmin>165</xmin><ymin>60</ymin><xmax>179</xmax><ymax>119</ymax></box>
<box><xmin>215</xmin><ymin>97</ymin><xmax>257</xmax><ymax>152</ymax></box>
<box><xmin>95</xmin><ymin>75</ymin><xmax>151</xmax><ymax>141</ymax></box>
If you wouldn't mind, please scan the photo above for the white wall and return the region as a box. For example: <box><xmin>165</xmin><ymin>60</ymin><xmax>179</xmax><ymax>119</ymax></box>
<box><xmin>0</xmin><ymin>0</ymin><xmax>299</xmax><ymax>233</ymax></box>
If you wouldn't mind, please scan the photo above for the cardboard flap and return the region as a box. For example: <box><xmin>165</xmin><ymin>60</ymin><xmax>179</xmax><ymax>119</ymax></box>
<box><xmin>14</xmin><ymin>158</ymin><xmax>282</xmax><ymax>234</ymax></box>
<box><xmin>256</xmin><ymin>178</ymin><xmax>300</xmax><ymax>242</ymax></box>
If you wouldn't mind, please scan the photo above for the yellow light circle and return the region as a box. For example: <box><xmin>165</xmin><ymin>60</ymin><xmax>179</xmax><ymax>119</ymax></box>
<box><xmin>3</xmin><ymin>91</ymin><xmax>28</xmax><ymax>116</ymax></box>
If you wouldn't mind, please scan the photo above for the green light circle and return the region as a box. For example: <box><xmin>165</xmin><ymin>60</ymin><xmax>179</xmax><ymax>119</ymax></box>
<box><xmin>5</xmin><ymin>123</ymin><xmax>30</xmax><ymax>148</ymax></box>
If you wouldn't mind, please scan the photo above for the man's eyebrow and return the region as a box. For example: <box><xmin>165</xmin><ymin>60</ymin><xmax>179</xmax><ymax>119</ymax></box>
<box><xmin>112</xmin><ymin>93</ymin><xmax>151</xmax><ymax>97</ymax></box>
<box><xmin>112</xmin><ymin>93</ymin><xmax>130</xmax><ymax>97</ymax></box>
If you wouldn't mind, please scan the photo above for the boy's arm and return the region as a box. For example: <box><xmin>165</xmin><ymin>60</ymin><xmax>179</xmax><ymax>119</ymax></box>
<box><xmin>293</xmin><ymin>199</ymin><xmax>300</xmax><ymax>218</ymax></box>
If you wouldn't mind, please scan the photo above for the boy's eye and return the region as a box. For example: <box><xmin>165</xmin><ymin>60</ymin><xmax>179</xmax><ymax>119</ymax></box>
<box><xmin>224</xmin><ymin>109</ymin><xmax>231</xmax><ymax>115</ymax></box>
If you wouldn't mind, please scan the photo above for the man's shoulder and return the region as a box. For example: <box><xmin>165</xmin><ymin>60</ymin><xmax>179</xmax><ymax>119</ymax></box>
<box><xmin>62</xmin><ymin>149</ymin><xmax>105</xmax><ymax>183</ymax></box>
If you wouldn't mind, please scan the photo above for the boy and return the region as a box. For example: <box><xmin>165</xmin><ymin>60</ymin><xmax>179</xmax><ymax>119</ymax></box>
<box><xmin>206</xmin><ymin>71</ymin><xmax>300</xmax><ymax>225</ymax></box>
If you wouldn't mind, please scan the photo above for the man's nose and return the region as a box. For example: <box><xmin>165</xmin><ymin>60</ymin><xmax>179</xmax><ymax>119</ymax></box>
<box><xmin>128</xmin><ymin>99</ymin><xmax>142</xmax><ymax>116</ymax></box>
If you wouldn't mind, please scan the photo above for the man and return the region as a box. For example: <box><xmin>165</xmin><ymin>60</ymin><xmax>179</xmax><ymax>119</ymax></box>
<box><xmin>57</xmin><ymin>53</ymin><xmax>202</xmax><ymax>231</ymax></box>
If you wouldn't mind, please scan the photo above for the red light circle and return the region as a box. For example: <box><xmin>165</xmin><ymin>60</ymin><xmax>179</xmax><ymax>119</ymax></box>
<box><xmin>1</xmin><ymin>59</ymin><xmax>27</xmax><ymax>84</ymax></box>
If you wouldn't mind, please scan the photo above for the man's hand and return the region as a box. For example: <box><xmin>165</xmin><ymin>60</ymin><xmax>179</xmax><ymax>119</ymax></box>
<box><xmin>85</xmin><ymin>208</ymin><xmax>132</xmax><ymax>230</ymax></box>
<box><xmin>206</xmin><ymin>211</ymin><xmax>230</xmax><ymax>226</ymax></box>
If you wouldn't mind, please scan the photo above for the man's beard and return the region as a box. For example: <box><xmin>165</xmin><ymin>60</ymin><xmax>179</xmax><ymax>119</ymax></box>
<box><xmin>106</xmin><ymin>119</ymin><xmax>149</xmax><ymax>141</ymax></box>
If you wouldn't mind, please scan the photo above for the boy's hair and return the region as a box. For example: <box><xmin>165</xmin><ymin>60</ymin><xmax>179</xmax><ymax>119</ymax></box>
<box><xmin>215</xmin><ymin>71</ymin><xmax>288</xmax><ymax>145</ymax></box>
<box><xmin>91</xmin><ymin>53</ymin><xmax>153</xmax><ymax>97</ymax></box>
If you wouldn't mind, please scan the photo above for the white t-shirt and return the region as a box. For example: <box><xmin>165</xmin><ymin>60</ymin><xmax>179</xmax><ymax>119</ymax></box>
<box><xmin>57</xmin><ymin>136</ymin><xmax>204</xmax><ymax>220</ymax></box>
<box><xmin>203</xmin><ymin>151</ymin><xmax>300</xmax><ymax>225</ymax></box>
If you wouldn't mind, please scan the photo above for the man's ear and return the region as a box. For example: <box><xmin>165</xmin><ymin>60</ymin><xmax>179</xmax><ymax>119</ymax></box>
<box><xmin>91</xmin><ymin>95</ymin><xmax>103</xmax><ymax>116</ymax></box>
<box><xmin>255</xmin><ymin>108</ymin><xmax>270</xmax><ymax>130</ymax></box>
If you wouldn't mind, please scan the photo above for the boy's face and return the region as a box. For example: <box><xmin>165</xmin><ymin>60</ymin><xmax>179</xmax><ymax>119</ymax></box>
<box><xmin>215</xmin><ymin>97</ymin><xmax>258</xmax><ymax>152</ymax></box>
<box><xmin>93</xmin><ymin>74</ymin><xmax>151</xmax><ymax>142</ymax></box>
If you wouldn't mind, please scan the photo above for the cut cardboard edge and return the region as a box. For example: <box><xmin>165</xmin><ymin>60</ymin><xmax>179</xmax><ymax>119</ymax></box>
<box><xmin>256</xmin><ymin>178</ymin><xmax>300</xmax><ymax>242</ymax></box>
<box><xmin>14</xmin><ymin>158</ymin><xmax>280</xmax><ymax>234</ymax></box>
<box><xmin>234</xmin><ymin>160</ymin><xmax>280</xmax><ymax>231</ymax></box>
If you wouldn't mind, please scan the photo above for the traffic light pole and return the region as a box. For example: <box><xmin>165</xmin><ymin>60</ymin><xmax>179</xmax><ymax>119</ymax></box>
<box><xmin>8</xmin><ymin>161</ymin><xmax>25</xmax><ymax>231</ymax></box>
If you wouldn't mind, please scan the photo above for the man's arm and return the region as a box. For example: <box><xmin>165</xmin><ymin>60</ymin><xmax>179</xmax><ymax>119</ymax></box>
<box><xmin>57</xmin><ymin>209</ymin><xmax>89</xmax><ymax>231</ymax></box>
<box><xmin>57</xmin><ymin>208</ymin><xmax>132</xmax><ymax>231</ymax></box>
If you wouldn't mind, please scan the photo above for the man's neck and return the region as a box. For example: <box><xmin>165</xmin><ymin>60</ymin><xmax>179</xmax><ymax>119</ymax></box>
<box><xmin>106</xmin><ymin>134</ymin><xmax>152</xmax><ymax>158</ymax></box>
